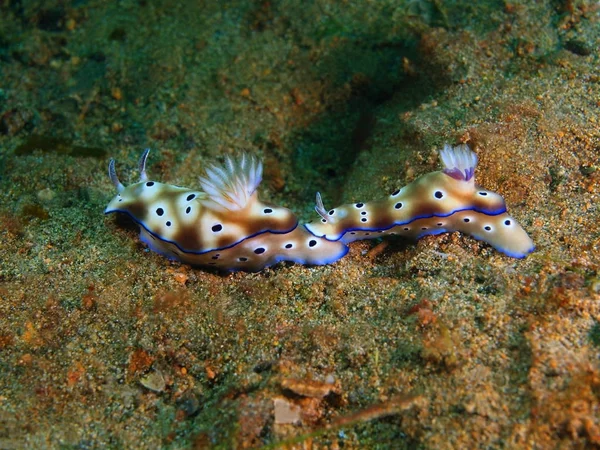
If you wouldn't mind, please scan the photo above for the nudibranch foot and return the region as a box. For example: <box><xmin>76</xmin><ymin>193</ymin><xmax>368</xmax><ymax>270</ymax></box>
<box><xmin>338</xmin><ymin>210</ymin><xmax>534</xmax><ymax>258</ymax></box>
<box><xmin>139</xmin><ymin>225</ymin><xmax>348</xmax><ymax>272</ymax></box>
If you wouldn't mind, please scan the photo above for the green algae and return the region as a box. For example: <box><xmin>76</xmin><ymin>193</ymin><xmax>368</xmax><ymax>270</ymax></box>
<box><xmin>589</xmin><ymin>321</ymin><xmax>600</xmax><ymax>349</ymax></box>
<box><xmin>20</xmin><ymin>203</ymin><xmax>50</xmax><ymax>221</ymax></box>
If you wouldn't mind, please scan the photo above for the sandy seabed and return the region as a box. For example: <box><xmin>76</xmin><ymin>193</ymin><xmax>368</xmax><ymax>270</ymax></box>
<box><xmin>1</xmin><ymin>1</ymin><xmax>599</xmax><ymax>448</ymax></box>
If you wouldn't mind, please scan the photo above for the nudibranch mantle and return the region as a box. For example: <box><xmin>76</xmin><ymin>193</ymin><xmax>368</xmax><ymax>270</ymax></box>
<box><xmin>105</xmin><ymin>150</ymin><xmax>348</xmax><ymax>271</ymax></box>
<box><xmin>305</xmin><ymin>144</ymin><xmax>535</xmax><ymax>259</ymax></box>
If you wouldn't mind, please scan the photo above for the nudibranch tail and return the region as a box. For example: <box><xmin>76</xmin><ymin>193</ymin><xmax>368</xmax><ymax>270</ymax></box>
<box><xmin>451</xmin><ymin>211</ymin><xmax>534</xmax><ymax>258</ymax></box>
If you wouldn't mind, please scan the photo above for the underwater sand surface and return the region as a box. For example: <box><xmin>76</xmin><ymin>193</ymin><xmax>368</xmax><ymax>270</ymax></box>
<box><xmin>0</xmin><ymin>0</ymin><xmax>599</xmax><ymax>448</ymax></box>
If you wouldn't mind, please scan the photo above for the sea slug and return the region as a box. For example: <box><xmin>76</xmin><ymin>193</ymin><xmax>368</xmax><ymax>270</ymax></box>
<box><xmin>105</xmin><ymin>144</ymin><xmax>534</xmax><ymax>271</ymax></box>
<box><xmin>305</xmin><ymin>144</ymin><xmax>535</xmax><ymax>258</ymax></box>
<box><xmin>105</xmin><ymin>150</ymin><xmax>348</xmax><ymax>271</ymax></box>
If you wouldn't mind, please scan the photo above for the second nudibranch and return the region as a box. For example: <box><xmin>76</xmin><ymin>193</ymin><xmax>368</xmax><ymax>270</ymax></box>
<box><xmin>305</xmin><ymin>144</ymin><xmax>535</xmax><ymax>258</ymax></box>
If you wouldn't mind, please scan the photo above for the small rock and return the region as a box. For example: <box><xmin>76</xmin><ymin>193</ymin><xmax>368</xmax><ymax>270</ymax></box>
<box><xmin>565</xmin><ymin>39</ymin><xmax>592</xmax><ymax>56</ymax></box>
<box><xmin>140</xmin><ymin>370</ymin><xmax>166</xmax><ymax>392</ymax></box>
<box><xmin>273</xmin><ymin>397</ymin><xmax>301</xmax><ymax>425</ymax></box>
<box><xmin>177</xmin><ymin>390</ymin><xmax>200</xmax><ymax>417</ymax></box>
<box><xmin>281</xmin><ymin>377</ymin><xmax>339</xmax><ymax>399</ymax></box>
<box><xmin>37</xmin><ymin>188</ymin><xmax>56</xmax><ymax>203</ymax></box>
<box><xmin>0</xmin><ymin>109</ymin><xmax>33</xmax><ymax>136</ymax></box>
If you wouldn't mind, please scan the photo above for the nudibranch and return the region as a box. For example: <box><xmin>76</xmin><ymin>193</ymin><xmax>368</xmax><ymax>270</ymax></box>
<box><xmin>305</xmin><ymin>144</ymin><xmax>535</xmax><ymax>258</ymax></box>
<box><xmin>105</xmin><ymin>150</ymin><xmax>348</xmax><ymax>271</ymax></box>
<box><xmin>105</xmin><ymin>144</ymin><xmax>533</xmax><ymax>271</ymax></box>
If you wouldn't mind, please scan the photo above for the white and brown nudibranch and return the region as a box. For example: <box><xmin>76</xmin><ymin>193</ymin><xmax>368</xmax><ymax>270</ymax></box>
<box><xmin>306</xmin><ymin>144</ymin><xmax>535</xmax><ymax>259</ymax></box>
<box><xmin>105</xmin><ymin>144</ymin><xmax>534</xmax><ymax>271</ymax></box>
<box><xmin>105</xmin><ymin>149</ymin><xmax>348</xmax><ymax>271</ymax></box>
